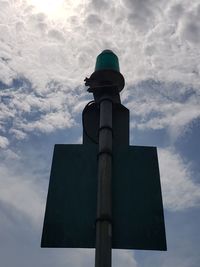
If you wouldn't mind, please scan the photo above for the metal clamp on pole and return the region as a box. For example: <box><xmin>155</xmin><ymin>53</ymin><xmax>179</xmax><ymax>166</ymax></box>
<box><xmin>85</xmin><ymin>50</ymin><xmax>125</xmax><ymax>267</ymax></box>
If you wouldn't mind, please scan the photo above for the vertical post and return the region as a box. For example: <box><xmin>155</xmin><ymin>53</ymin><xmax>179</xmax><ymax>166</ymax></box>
<box><xmin>95</xmin><ymin>96</ymin><xmax>113</xmax><ymax>267</ymax></box>
<box><xmin>85</xmin><ymin>49</ymin><xmax>124</xmax><ymax>267</ymax></box>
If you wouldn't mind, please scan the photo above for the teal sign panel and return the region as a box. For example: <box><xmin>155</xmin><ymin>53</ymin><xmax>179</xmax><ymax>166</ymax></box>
<box><xmin>41</xmin><ymin>144</ymin><xmax>166</xmax><ymax>250</ymax></box>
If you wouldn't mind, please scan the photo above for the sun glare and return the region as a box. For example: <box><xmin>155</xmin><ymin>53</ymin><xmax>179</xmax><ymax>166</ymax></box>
<box><xmin>29</xmin><ymin>0</ymin><xmax>75</xmax><ymax>19</ymax></box>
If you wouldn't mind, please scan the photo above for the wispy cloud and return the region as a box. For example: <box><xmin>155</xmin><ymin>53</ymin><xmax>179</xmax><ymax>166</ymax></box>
<box><xmin>126</xmin><ymin>80</ymin><xmax>200</xmax><ymax>140</ymax></box>
<box><xmin>0</xmin><ymin>0</ymin><xmax>200</xmax><ymax>146</ymax></box>
<box><xmin>158</xmin><ymin>148</ymin><xmax>200</xmax><ymax>211</ymax></box>
<box><xmin>0</xmin><ymin>164</ymin><xmax>45</xmax><ymax>227</ymax></box>
<box><xmin>0</xmin><ymin>0</ymin><xmax>200</xmax><ymax>88</ymax></box>
<box><xmin>0</xmin><ymin>136</ymin><xmax>9</xmax><ymax>148</ymax></box>
<box><xmin>113</xmin><ymin>250</ymin><xmax>137</xmax><ymax>267</ymax></box>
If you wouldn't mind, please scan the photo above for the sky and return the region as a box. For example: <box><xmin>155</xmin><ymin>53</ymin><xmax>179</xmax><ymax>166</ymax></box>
<box><xmin>0</xmin><ymin>0</ymin><xmax>200</xmax><ymax>266</ymax></box>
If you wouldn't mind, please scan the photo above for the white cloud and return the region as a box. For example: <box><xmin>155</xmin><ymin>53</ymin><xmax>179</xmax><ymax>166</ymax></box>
<box><xmin>178</xmin><ymin>3</ymin><xmax>200</xmax><ymax>44</ymax></box>
<box><xmin>126</xmin><ymin>81</ymin><xmax>200</xmax><ymax>140</ymax></box>
<box><xmin>0</xmin><ymin>136</ymin><xmax>9</xmax><ymax>148</ymax></box>
<box><xmin>0</xmin><ymin>164</ymin><xmax>45</xmax><ymax>227</ymax></box>
<box><xmin>21</xmin><ymin>110</ymin><xmax>74</xmax><ymax>133</ymax></box>
<box><xmin>0</xmin><ymin>0</ymin><xmax>200</xmax><ymax>145</ymax></box>
<box><xmin>158</xmin><ymin>148</ymin><xmax>200</xmax><ymax>211</ymax></box>
<box><xmin>123</xmin><ymin>0</ymin><xmax>166</xmax><ymax>32</ymax></box>
<box><xmin>9</xmin><ymin>128</ymin><xmax>27</xmax><ymax>140</ymax></box>
<box><xmin>0</xmin><ymin>0</ymin><xmax>199</xmax><ymax>88</ymax></box>
<box><xmin>113</xmin><ymin>250</ymin><xmax>137</xmax><ymax>267</ymax></box>
<box><xmin>0</xmin><ymin>83</ymin><xmax>80</xmax><ymax>142</ymax></box>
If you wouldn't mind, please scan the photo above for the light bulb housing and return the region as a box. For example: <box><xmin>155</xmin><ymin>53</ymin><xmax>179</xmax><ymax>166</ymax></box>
<box><xmin>95</xmin><ymin>49</ymin><xmax>120</xmax><ymax>72</ymax></box>
<box><xmin>85</xmin><ymin>50</ymin><xmax>125</xmax><ymax>93</ymax></box>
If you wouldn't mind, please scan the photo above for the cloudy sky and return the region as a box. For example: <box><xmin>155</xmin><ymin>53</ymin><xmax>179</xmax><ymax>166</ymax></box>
<box><xmin>0</xmin><ymin>0</ymin><xmax>200</xmax><ymax>266</ymax></box>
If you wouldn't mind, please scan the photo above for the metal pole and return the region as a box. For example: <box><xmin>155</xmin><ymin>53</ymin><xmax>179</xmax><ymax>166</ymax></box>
<box><xmin>95</xmin><ymin>96</ymin><xmax>113</xmax><ymax>267</ymax></box>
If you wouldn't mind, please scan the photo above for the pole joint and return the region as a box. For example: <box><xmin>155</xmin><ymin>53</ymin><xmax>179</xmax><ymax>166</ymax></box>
<box><xmin>97</xmin><ymin>150</ymin><xmax>113</xmax><ymax>158</ymax></box>
<box><xmin>96</xmin><ymin>215</ymin><xmax>112</xmax><ymax>224</ymax></box>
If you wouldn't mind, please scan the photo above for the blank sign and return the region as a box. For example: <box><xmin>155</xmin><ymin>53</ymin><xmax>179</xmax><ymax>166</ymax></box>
<box><xmin>41</xmin><ymin>144</ymin><xmax>166</xmax><ymax>251</ymax></box>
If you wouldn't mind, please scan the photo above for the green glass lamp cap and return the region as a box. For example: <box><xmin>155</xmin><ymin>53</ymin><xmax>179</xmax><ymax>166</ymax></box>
<box><xmin>95</xmin><ymin>50</ymin><xmax>120</xmax><ymax>72</ymax></box>
<box><xmin>85</xmin><ymin>49</ymin><xmax>125</xmax><ymax>93</ymax></box>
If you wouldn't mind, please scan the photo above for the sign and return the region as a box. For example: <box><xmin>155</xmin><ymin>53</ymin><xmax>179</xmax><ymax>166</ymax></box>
<box><xmin>41</xmin><ymin>144</ymin><xmax>166</xmax><ymax>250</ymax></box>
